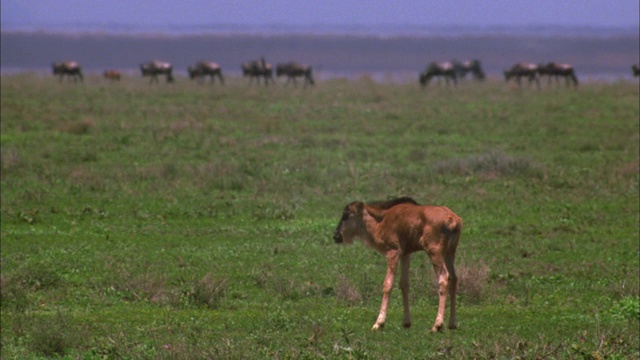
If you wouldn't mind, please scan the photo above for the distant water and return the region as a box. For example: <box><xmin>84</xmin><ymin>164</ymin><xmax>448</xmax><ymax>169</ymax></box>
<box><xmin>2</xmin><ymin>22</ymin><xmax>638</xmax><ymax>38</ymax></box>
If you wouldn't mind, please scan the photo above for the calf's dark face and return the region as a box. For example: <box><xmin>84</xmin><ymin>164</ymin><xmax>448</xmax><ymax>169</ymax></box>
<box><xmin>333</xmin><ymin>202</ymin><xmax>363</xmax><ymax>244</ymax></box>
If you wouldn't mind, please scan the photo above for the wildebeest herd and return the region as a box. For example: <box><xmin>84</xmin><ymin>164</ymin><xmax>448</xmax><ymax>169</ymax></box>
<box><xmin>52</xmin><ymin>59</ymin><xmax>639</xmax><ymax>87</ymax></box>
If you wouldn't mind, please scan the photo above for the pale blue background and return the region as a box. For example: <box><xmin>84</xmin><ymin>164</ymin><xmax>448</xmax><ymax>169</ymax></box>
<box><xmin>2</xmin><ymin>0</ymin><xmax>638</xmax><ymax>29</ymax></box>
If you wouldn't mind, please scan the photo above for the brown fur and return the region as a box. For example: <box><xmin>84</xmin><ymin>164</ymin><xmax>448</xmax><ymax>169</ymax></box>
<box><xmin>333</xmin><ymin>197</ymin><xmax>462</xmax><ymax>332</ymax></box>
<box><xmin>103</xmin><ymin>70</ymin><xmax>121</xmax><ymax>81</ymax></box>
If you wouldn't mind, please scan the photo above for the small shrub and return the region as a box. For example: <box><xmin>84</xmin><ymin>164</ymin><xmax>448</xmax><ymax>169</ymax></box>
<box><xmin>611</xmin><ymin>296</ymin><xmax>640</xmax><ymax>321</ymax></box>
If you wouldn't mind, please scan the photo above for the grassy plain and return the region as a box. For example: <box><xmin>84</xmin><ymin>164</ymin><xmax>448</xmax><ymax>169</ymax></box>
<box><xmin>1</xmin><ymin>74</ymin><xmax>639</xmax><ymax>359</ymax></box>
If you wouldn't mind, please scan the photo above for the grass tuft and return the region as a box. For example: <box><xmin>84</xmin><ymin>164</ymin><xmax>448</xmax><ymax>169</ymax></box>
<box><xmin>335</xmin><ymin>275</ymin><xmax>362</xmax><ymax>305</ymax></box>
<box><xmin>457</xmin><ymin>261</ymin><xmax>490</xmax><ymax>304</ymax></box>
<box><xmin>188</xmin><ymin>273</ymin><xmax>227</xmax><ymax>309</ymax></box>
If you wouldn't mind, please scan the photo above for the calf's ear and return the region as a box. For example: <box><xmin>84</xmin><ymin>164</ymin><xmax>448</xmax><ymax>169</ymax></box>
<box><xmin>355</xmin><ymin>202</ymin><xmax>365</xmax><ymax>214</ymax></box>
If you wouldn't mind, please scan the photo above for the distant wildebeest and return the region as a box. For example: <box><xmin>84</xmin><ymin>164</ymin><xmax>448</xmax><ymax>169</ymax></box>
<box><xmin>633</xmin><ymin>65</ymin><xmax>639</xmax><ymax>77</ymax></box>
<box><xmin>103</xmin><ymin>70</ymin><xmax>121</xmax><ymax>81</ymax></box>
<box><xmin>504</xmin><ymin>63</ymin><xmax>540</xmax><ymax>89</ymax></box>
<box><xmin>276</xmin><ymin>62</ymin><xmax>315</xmax><ymax>87</ymax></box>
<box><xmin>242</xmin><ymin>58</ymin><xmax>274</xmax><ymax>86</ymax></box>
<box><xmin>188</xmin><ymin>61</ymin><xmax>224</xmax><ymax>85</ymax></box>
<box><xmin>52</xmin><ymin>61</ymin><xmax>83</xmax><ymax>83</ymax></box>
<box><xmin>333</xmin><ymin>197</ymin><xmax>462</xmax><ymax>332</ymax></box>
<box><xmin>537</xmin><ymin>62</ymin><xmax>578</xmax><ymax>87</ymax></box>
<box><xmin>452</xmin><ymin>59</ymin><xmax>485</xmax><ymax>81</ymax></box>
<box><xmin>140</xmin><ymin>60</ymin><xmax>175</xmax><ymax>84</ymax></box>
<box><xmin>419</xmin><ymin>62</ymin><xmax>457</xmax><ymax>88</ymax></box>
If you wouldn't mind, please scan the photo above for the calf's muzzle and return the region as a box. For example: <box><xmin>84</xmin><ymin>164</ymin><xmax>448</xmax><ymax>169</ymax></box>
<box><xmin>333</xmin><ymin>229</ymin><xmax>343</xmax><ymax>243</ymax></box>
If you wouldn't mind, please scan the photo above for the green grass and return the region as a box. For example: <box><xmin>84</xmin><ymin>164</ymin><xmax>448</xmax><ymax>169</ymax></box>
<box><xmin>1</xmin><ymin>74</ymin><xmax>639</xmax><ymax>359</ymax></box>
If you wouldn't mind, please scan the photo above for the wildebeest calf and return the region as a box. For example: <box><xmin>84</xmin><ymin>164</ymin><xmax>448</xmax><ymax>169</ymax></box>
<box><xmin>333</xmin><ymin>197</ymin><xmax>462</xmax><ymax>332</ymax></box>
<box><xmin>103</xmin><ymin>70</ymin><xmax>121</xmax><ymax>81</ymax></box>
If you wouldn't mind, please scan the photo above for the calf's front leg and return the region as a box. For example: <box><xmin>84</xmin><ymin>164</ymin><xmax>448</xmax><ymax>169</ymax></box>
<box><xmin>372</xmin><ymin>250</ymin><xmax>400</xmax><ymax>331</ymax></box>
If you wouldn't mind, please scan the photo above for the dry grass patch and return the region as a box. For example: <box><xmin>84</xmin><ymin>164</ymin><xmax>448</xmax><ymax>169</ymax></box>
<box><xmin>58</xmin><ymin>118</ymin><xmax>96</xmax><ymax>135</ymax></box>
<box><xmin>457</xmin><ymin>261</ymin><xmax>491</xmax><ymax>304</ymax></box>
<box><xmin>1</xmin><ymin>146</ymin><xmax>22</xmax><ymax>175</ymax></box>
<box><xmin>187</xmin><ymin>272</ymin><xmax>227</xmax><ymax>309</ymax></box>
<box><xmin>435</xmin><ymin>150</ymin><xmax>545</xmax><ymax>180</ymax></box>
<box><xmin>334</xmin><ymin>275</ymin><xmax>362</xmax><ymax>305</ymax></box>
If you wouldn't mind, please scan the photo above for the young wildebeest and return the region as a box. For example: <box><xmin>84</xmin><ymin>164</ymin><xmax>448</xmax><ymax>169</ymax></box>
<box><xmin>419</xmin><ymin>62</ymin><xmax>457</xmax><ymax>88</ymax></box>
<box><xmin>333</xmin><ymin>197</ymin><xmax>462</xmax><ymax>332</ymax></box>
<box><xmin>241</xmin><ymin>58</ymin><xmax>274</xmax><ymax>86</ymax></box>
<box><xmin>538</xmin><ymin>62</ymin><xmax>578</xmax><ymax>87</ymax></box>
<box><xmin>276</xmin><ymin>62</ymin><xmax>315</xmax><ymax>87</ymax></box>
<box><xmin>103</xmin><ymin>70</ymin><xmax>121</xmax><ymax>81</ymax></box>
<box><xmin>52</xmin><ymin>61</ymin><xmax>83</xmax><ymax>83</ymax></box>
<box><xmin>633</xmin><ymin>65</ymin><xmax>639</xmax><ymax>77</ymax></box>
<box><xmin>504</xmin><ymin>63</ymin><xmax>540</xmax><ymax>89</ymax></box>
<box><xmin>188</xmin><ymin>61</ymin><xmax>224</xmax><ymax>85</ymax></box>
<box><xmin>140</xmin><ymin>60</ymin><xmax>175</xmax><ymax>84</ymax></box>
<box><xmin>452</xmin><ymin>59</ymin><xmax>485</xmax><ymax>81</ymax></box>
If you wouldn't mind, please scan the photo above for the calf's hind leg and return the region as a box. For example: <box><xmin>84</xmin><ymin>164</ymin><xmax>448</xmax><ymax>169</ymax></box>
<box><xmin>400</xmin><ymin>254</ymin><xmax>412</xmax><ymax>328</ymax></box>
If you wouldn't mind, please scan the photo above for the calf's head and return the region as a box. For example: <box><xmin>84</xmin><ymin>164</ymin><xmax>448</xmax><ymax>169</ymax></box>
<box><xmin>333</xmin><ymin>201</ymin><xmax>365</xmax><ymax>244</ymax></box>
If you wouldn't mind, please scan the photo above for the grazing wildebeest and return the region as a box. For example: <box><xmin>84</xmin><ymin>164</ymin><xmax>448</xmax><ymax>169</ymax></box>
<box><xmin>538</xmin><ymin>62</ymin><xmax>578</xmax><ymax>87</ymax></box>
<box><xmin>242</xmin><ymin>58</ymin><xmax>274</xmax><ymax>86</ymax></box>
<box><xmin>333</xmin><ymin>197</ymin><xmax>462</xmax><ymax>332</ymax></box>
<box><xmin>276</xmin><ymin>62</ymin><xmax>315</xmax><ymax>87</ymax></box>
<box><xmin>103</xmin><ymin>70</ymin><xmax>121</xmax><ymax>81</ymax></box>
<box><xmin>52</xmin><ymin>61</ymin><xmax>83</xmax><ymax>83</ymax></box>
<box><xmin>452</xmin><ymin>59</ymin><xmax>485</xmax><ymax>81</ymax></box>
<box><xmin>633</xmin><ymin>65</ymin><xmax>639</xmax><ymax>77</ymax></box>
<box><xmin>140</xmin><ymin>60</ymin><xmax>175</xmax><ymax>84</ymax></box>
<box><xmin>188</xmin><ymin>61</ymin><xmax>224</xmax><ymax>85</ymax></box>
<box><xmin>504</xmin><ymin>63</ymin><xmax>540</xmax><ymax>89</ymax></box>
<box><xmin>419</xmin><ymin>62</ymin><xmax>457</xmax><ymax>88</ymax></box>
<box><xmin>536</xmin><ymin>62</ymin><xmax>554</xmax><ymax>85</ymax></box>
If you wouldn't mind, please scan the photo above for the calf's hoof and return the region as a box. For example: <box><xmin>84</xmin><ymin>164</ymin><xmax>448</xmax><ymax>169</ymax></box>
<box><xmin>430</xmin><ymin>324</ymin><xmax>443</xmax><ymax>333</ymax></box>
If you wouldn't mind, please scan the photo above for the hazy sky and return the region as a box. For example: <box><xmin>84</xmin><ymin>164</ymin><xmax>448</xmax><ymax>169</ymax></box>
<box><xmin>2</xmin><ymin>0</ymin><xmax>639</xmax><ymax>29</ymax></box>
